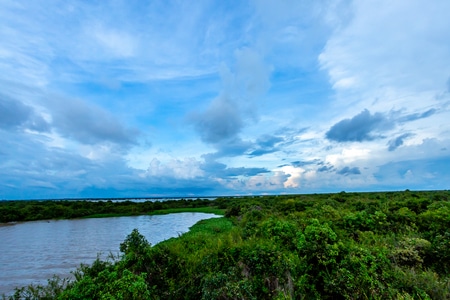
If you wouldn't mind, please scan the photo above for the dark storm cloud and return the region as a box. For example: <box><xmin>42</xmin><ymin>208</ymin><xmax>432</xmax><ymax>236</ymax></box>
<box><xmin>388</xmin><ymin>133</ymin><xmax>413</xmax><ymax>151</ymax></box>
<box><xmin>326</xmin><ymin>109</ymin><xmax>392</xmax><ymax>142</ymax></box>
<box><xmin>0</xmin><ymin>96</ymin><xmax>49</xmax><ymax>132</ymax></box>
<box><xmin>190</xmin><ymin>96</ymin><xmax>243</xmax><ymax>144</ymax></box>
<box><xmin>49</xmin><ymin>97</ymin><xmax>138</xmax><ymax>146</ymax></box>
<box><xmin>337</xmin><ymin>166</ymin><xmax>361</xmax><ymax>175</ymax></box>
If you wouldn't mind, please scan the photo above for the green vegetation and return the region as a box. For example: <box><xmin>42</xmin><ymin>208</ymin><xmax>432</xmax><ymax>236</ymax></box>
<box><xmin>0</xmin><ymin>198</ymin><xmax>219</xmax><ymax>223</ymax></box>
<box><xmin>3</xmin><ymin>190</ymin><xmax>450</xmax><ymax>299</ymax></box>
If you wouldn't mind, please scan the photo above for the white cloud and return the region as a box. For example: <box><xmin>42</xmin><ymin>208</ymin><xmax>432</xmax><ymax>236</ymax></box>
<box><xmin>325</xmin><ymin>146</ymin><xmax>371</xmax><ymax>166</ymax></box>
<box><xmin>145</xmin><ymin>157</ymin><xmax>204</xmax><ymax>180</ymax></box>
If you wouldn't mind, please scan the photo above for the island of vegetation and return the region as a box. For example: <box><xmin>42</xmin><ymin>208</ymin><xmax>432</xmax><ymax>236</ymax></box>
<box><xmin>1</xmin><ymin>190</ymin><xmax>450</xmax><ymax>299</ymax></box>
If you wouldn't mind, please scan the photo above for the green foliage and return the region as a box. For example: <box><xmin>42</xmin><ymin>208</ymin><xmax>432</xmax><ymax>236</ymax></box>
<box><xmin>5</xmin><ymin>190</ymin><xmax>450</xmax><ymax>299</ymax></box>
<box><xmin>259</xmin><ymin>218</ymin><xmax>298</xmax><ymax>250</ymax></box>
<box><xmin>58</xmin><ymin>268</ymin><xmax>152</xmax><ymax>299</ymax></box>
<box><xmin>390</xmin><ymin>237</ymin><xmax>431</xmax><ymax>267</ymax></box>
<box><xmin>389</xmin><ymin>266</ymin><xmax>450</xmax><ymax>300</ymax></box>
<box><xmin>120</xmin><ymin>228</ymin><xmax>151</xmax><ymax>256</ymax></box>
<box><xmin>2</xmin><ymin>276</ymin><xmax>71</xmax><ymax>300</ymax></box>
<box><xmin>297</xmin><ymin>219</ymin><xmax>339</xmax><ymax>268</ymax></box>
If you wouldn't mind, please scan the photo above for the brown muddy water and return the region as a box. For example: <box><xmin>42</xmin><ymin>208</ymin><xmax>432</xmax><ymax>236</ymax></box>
<box><xmin>0</xmin><ymin>213</ymin><xmax>220</xmax><ymax>296</ymax></box>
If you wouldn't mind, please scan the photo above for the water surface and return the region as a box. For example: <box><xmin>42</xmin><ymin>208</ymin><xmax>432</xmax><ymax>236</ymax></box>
<box><xmin>0</xmin><ymin>213</ymin><xmax>219</xmax><ymax>295</ymax></box>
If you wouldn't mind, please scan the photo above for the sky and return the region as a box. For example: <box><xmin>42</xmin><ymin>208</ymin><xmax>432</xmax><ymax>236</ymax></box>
<box><xmin>1</xmin><ymin>0</ymin><xmax>450</xmax><ymax>200</ymax></box>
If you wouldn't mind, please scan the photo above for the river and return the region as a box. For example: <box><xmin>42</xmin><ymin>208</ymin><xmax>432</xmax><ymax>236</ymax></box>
<box><xmin>0</xmin><ymin>213</ymin><xmax>220</xmax><ymax>296</ymax></box>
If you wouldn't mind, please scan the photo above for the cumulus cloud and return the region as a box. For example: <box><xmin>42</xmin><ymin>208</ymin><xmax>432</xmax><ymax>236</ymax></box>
<box><xmin>326</xmin><ymin>109</ymin><xmax>392</xmax><ymax>142</ymax></box>
<box><xmin>337</xmin><ymin>166</ymin><xmax>361</xmax><ymax>176</ymax></box>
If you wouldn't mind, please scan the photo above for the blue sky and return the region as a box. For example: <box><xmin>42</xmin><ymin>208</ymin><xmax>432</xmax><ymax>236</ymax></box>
<box><xmin>1</xmin><ymin>0</ymin><xmax>449</xmax><ymax>199</ymax></box>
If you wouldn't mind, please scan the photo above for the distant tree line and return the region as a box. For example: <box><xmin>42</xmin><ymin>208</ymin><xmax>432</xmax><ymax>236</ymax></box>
<box><xmin>0</xmin><ymin>198</ymin><xmax>215</xmax><ymax>223</ymax></box>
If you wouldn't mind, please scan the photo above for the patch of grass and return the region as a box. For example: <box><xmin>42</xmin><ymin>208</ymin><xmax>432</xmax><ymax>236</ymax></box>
<box><xmin>187</xmin><ymin>217</ymin><xmax>234</xmax><ymax>235</ymax></box>
<box><xmin>159</xmin><ymin>217</ymin><xmax>235</xmax><ymax>249</ymax></box>
<box><xmin>148</xmin><ymin>206</ymin><xmax>225</xmax><ymax>216</ymax></box>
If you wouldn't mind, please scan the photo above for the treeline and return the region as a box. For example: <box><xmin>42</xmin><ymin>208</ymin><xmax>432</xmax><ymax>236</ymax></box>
<box><xmin>3</xmin><ymin>190</ymin><xmax>450</xmax><ymax>299</ymax></box>
<box><xmin>0</xmin><ymin>198</ymin><xmax>216</xmax><ymax>223</ymax></box>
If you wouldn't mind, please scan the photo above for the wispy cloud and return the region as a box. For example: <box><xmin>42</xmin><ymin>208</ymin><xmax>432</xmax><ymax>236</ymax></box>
<box><xmin>398</xmin><ymin>109</ymin><xmax>437</xmax><ymax>123</ymax></box>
